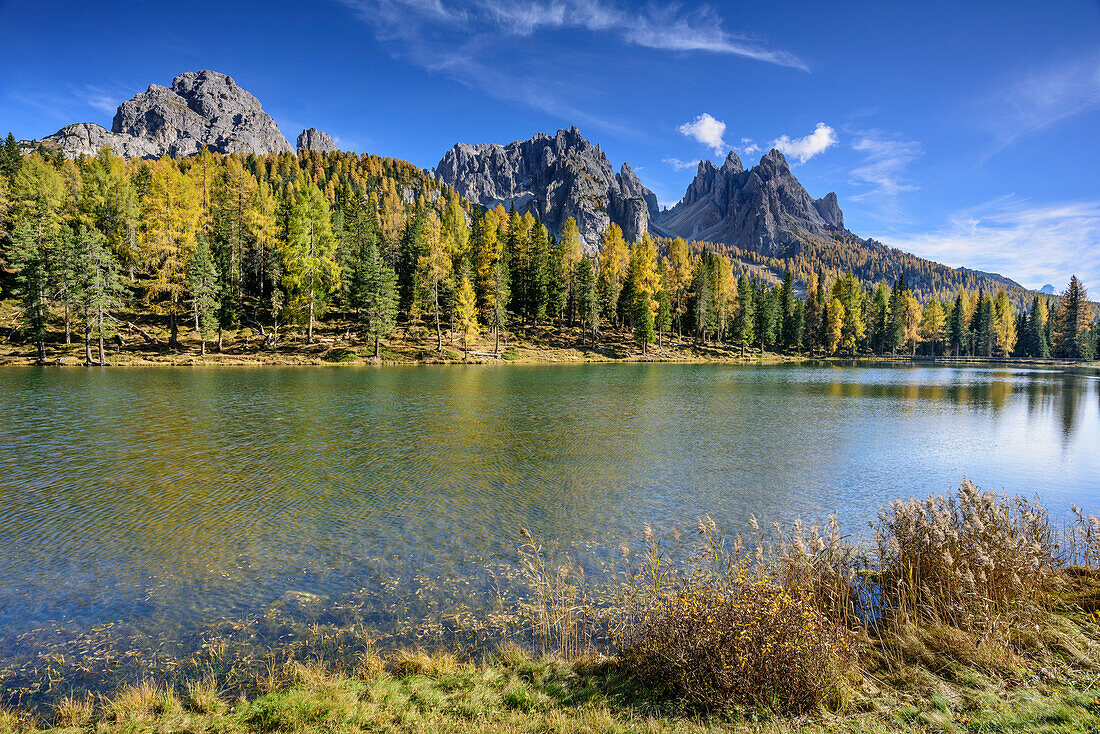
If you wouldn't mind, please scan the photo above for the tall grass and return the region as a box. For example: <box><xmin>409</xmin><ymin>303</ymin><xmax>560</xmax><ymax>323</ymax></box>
<box><xmin>517</xmin><ymin>481</ymin><xmax>1100</xmax><ymax>712</ymax></box>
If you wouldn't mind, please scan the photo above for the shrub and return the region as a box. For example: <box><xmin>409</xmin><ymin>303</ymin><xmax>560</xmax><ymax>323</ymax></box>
<box><xmin>322</xmin><ymin>348</ymin><xmax>358</xmax><ymax>363</ymax></box>
<box><xmin>874</xmin><ymin>480</ymin><xmax>1054</xmax><ymax>630</ymax></box>
<box><xmin>502</xmin><ymin>347</ymin><xmax>520</xmax><ymax>361</ymax></box>
<box><xmin>616</xmin><ymin>578</ymin><xmax>847</xmax><ymax>713</ymax></box>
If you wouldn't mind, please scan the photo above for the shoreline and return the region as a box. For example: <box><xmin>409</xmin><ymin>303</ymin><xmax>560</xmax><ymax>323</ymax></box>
<box><xmin>2</xmin><ymin>483</ymin><xmax>1098</xmax><ymax>733</ymax></box>
<box><xmin>0</xmin><ymin>325</ymin><xmax>1095</xmax><ymax>369</ymax></box>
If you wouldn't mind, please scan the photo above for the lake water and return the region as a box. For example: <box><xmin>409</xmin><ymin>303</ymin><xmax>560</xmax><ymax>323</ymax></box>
<box><xmin>1</xmin><ymin>362</ymin><xmax>1098</xmax><ymax>646</ymax></box>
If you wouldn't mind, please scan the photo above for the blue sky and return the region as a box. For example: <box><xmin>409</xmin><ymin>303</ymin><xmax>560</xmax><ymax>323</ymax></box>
<box><xmin>2</xmin><ymin>0</ymin><xmax>1099</xmax><ymax>290</ymax></box>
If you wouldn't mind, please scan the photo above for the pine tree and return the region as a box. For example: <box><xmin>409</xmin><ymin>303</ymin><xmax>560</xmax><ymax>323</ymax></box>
<box><xmin>778</xmin><ymin>267</ymin><xmax>795</xmax><ymax>349</ymax></box>
<box><xmin>628</xmin><ymin>236</ymin><xmax>660</xmax><ymax>354</ymax></box>
<box><xmin>282</xmin><ymin>183</ymin><xmax>340</xmax><ymax>343</ymax></box>
<box><xmin>826</xmin><ymin>296</ymin><xmax>845</xmax><ymax>355</ymax></box>
<box><xmin>360</xmin><ymin>242</ymin><xmax>399</xmax><ymax>359</ymax></box>
<box><xmin>713</xmin><ymin>254</ymin><xmax>735</xmax><ymax>343</ymax></box>
<box><xmin>398</xmin><ymin>206</ymin><xmax>426</xmax><ymax>318</ymax></box>
<box><xmin>656</xmin><ymin>275</ymin><xmax>672</xmax><ymax>352</ymax></box>
<box><xmin>559</xmin><ymin>216</ymin><xmax>582</xmax><ymax>325</ymax></box>
<box><xmin>832</xmin><ymin>272</ymin><xmax>865</xmax><ymax>356</ymax></box>
<box><xmin>418</xmin><ymin>211</ymin><xmax>452</xmax><ymax>350</ymax></box>
<box><xmin>948</xmin><ymin>292</ymin><xmax>967</xmax><ymax>356</ymax></box>
<box><xmin>992</xmin><ymin>290</ymin><xmax>1017</xmax><ymax>357</ymax></box>
<box><xmin>1027</xmin><ymin>297</ymin><xmax>1050</xmax><ymax>358</ymax></box>
<box><xmin>74</xmin><ymin>225</ymin><xmax>124</xmax><ymax>365</ymax></box>
<box><xmin>690</xmin><ymin>262</ymin><xmax>713</xmax><ymax>344</ymax></box>
<box><xmin>455</xmin><ymin>275</ymin><xmax>479</xmax><ymax>358</ymax></box>
<box><xmin>1053</xmin><ymin>276</ymin><xmax>1091</xmax><ymax>359</ymax></box>
<box><xmin>803</xmin><ymin>270</ymin><xmax>823</xmax><ymax>353</ymax></box>
<box><xmin>546</xmin><ymin>235</ymin><xmax>568</xmax><ymax>324</ymax></box>
<box><xmin>487</xmin><ymin>254</ymin><xmax>509</xmax><ymax>354</ymax></box>
<box><xmin>666</xmin><ymin>237</ymin><xmax>693</xmax><ymax>339</ymax></box>
<box><xmin>344</xmin><ymin>196</ymin><xmax>397</xmax><ymax>358</ymax></box>
<box><xmin>575</xmin><ymin>256</ymin><xmax>599</xmax><ymax>343</ymax></box>
<box><xmin>52</xmin><ymin>225</ymin><xmax>82</xmax><ymax>344</ymax></box>
<box><xmin>886</xmin><ymin>275</ymin><xmax>908</xmax><ymax>354</ymax></box>
<box><xmin>733</xmin><ymin>274</ymin><xmax>754</xmax><ymax>357</ymax></box>
<box><xmin>0</xmin><ymin>133</ymin><xmax>22</xmax><ymax>181</ymax></box>
<box><xmin>141</xmin><ymin>158</ymin><xmax>201</xmax><ymax>347</ymax></box>
<box><xmin>189</xmin><ymin>235</ymin><xmax>220</xmax><ymax>356</ymax></box>
<box><xmin>754</xmin><ymin>280</ymin><xmax>778</xmax><ymax>352</ymax></box>
<box><xmin>974</xmin><ymin>292</ymin><xmax>994</xmax><ymax>357</ymax></box>
<box><xmin>8</xmin><ymin>216</ymin><xmax>54</xmax><ymax>361</ymax></box>
<box><xmin>597</xmin><ymin>223</ymin><xmax>628</xmax><ymax>326</ymax></box>
<box><xmin>868</xmin><ymin>282</ymin><xmax>891</xmax><ymax>354</ymax></box>
<box><xmin>920</xmin><ymin>300</ymin><xmax>946</xmax><ymax>356</ymax></box>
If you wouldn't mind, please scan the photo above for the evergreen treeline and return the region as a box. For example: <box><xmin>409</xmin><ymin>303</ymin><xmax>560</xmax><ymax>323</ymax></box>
<box><xmin>1</xmin><ymin>137</ymin><xmax>1097</xmax><ymax>362</ymax></box>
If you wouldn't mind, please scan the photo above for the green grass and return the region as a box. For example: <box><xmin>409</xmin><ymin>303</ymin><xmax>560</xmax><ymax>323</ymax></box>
<box><xmin>9</xmin><ymin>642</ymin><xmax>1100</xmax><ymax>733</ymax></box>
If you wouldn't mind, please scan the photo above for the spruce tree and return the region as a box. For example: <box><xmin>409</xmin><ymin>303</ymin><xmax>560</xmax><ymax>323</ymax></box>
<box><xmin>8</xmin><ymin>217</ymin><xmax>53</xmax><ymax>362</ymax></box>
<box><xmin>189</xmin><ymin>236</ymin><xmax>220</xmax><ymax>356</ymax></box>
<box><xmin>1054</xmin><ymin>276</ymin><xmax>1091</xmax><ymax>359</ymax></box>
<box><xmin>733</xmin><ymin>274</ymin><xmax>754</xmax><ymax>357</ymax></box>
<box><xmin>779</xmin><ymin>267</ymin><xmax>795</xmax><ymax>349</ymax></box>
<box><xmin>575</xmin><ymin>257</ymin><xmax>599</xmax><ymax>343</ymax></box>
<box><xmin>75</xmin><ymin>226</ymin><xmax>124</xmax><ymax>365</ymax></box>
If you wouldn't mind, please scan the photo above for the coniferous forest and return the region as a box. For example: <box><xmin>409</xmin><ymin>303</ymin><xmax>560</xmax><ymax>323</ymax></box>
<box><xmin>1</xmin><ymin>135</ymin><xmax>1097</xmax><ymax>365</ymax></box>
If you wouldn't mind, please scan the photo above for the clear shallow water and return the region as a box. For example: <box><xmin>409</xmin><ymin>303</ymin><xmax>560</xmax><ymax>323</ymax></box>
<box><xmin>0</xmin><ymin>362</ymin><xmax>1097</xmax><ymax>635</ymax></box>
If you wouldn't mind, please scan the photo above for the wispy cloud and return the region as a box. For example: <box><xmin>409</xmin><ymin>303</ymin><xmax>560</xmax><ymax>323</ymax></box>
<box><xmin>848</xmin><ymin>130</ymin><xmax>921</xmax><ymax>220</ymax></box>
<box><xmin>677</xmin><ymin>113</ymin><xmax>728</xmax><ymax>155</ymax></box>
<box><xmin>336</xmin><ymin>1</ymin><xmax>805</xmax><ymax>136</ymax></box>
<box><xmin>345</xmin><ymin>0</ymin><xmax>807</xmax><ymax>68</ymax></box>
<box><xmin>980</xmin><ymin>52</ymin><xmax>1100</xmax><ymax>158</ymax></box>
<box><xmin>882</xmin><ymin>196</ymin><xmax>1100</xmax><ymax>290</ymax></box>
<box><xmin>770</xmin><ymin>122</ymin><xmax>836</xmax><ymax>163</ymax></box>
<box><xmin>69</xmin><ymin>84</ymin><xmax>119</xmax><ymax>115</ymax></box>
<box><xmin>663</xmin><ymin>156</ymin><xmax>701</xmax><ymax>171</ymax></box>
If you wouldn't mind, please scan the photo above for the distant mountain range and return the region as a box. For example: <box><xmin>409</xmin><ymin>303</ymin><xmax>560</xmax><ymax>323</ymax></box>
<box><xmin>29</xmin><ymin>70</ymin><xmax>1046</xmax><ymax>303</ymax></box>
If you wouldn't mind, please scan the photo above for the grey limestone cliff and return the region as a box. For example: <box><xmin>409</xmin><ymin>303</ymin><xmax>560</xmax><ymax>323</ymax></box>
<box><xmin>434</xmin><ymin>127</ymin><xmax>659</xmax><ymax>251</ymax></box>
<box><xmin>652</xmin><ymin>149</ymin><xmax>845</xmax><ymax>255</ymax></box>
<box><xmin>297</xmin><ymin>128</ymin><xmax>337</xmax><ymax>153</ymax></box>
<box><xmin>40</xmin><ymin>70</ymin><xmax>293</xmax><ymax>159</ymax></box>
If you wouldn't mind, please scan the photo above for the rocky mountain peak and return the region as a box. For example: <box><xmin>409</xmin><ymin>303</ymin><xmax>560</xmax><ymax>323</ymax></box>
<box><xmin>721</xmin><ymin>151</ymin><xmax>743</xmax><ymax>174</ymax></box>
<box><xmin>435</xmin><ymin>127</ymin><xmax>659</xmax><ymax>251</ymax></box>
<box><xmin>40</xmin><ymin>70</ymin><xmax>293</xmax><ymax>159</ymax></box>
<box><xmin>297</xmin><ymin>128</ymin><xmax>337</xmax><ymax>154</ymax></box>
<box><xmin>651</xmin><ymin>149</ymin><xmax>846</xmax><ymax>255</ymax></box>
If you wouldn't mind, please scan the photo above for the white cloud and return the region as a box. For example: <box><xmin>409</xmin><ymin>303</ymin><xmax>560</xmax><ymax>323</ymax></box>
<box><xmin>883</xmin><ymin>197</ymin><xmax>1100</xmax><ymax>290</ymax></box>
<box><xmin>982</xmin><ymin>52</ymin><xmax>1100</xmax><ymax>157</ymax></box>
<box><xmin>663</xmin><ymin>156</ymin><xmax>701</xmax><ymax>171</ymax></box>
<box><xmin>770</xmin><ymin>123</ymin><xmax>837</xmax><ymax>163</ymax></box>
<box><xmin>740</xmin><ymin>138</ymin><xmax>760</xmax><ymax>156</ymax></box>
<box><xmin>677</xmin><ymin>113</ymin><xmax>728</xmax><ymax>155</ymax></box>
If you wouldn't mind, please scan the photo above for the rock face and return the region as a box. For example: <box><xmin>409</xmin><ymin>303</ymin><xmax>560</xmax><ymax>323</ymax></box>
<box><xmin>297</xmin><ymin>128</ymin><xmax>337</xmax><ymax>153</ymax></box>
<box><xmin>41</xmin><ymin>70</ymin><xmax>293</xmax><ymax>159</ymax></box>
<box><xmin>434</xmin><ymin>127</ymin><xmax>659</xmax><ymax>251</ymax></box>
<box><xmin>652</xmin><ymin>149</ymin><xmax>845</xmax><ymax>256</ymax></box>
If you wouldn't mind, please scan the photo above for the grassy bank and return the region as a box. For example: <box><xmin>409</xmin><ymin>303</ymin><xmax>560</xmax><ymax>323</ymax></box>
<box><xmin>3</xmin><ymin>484</ymin><xmax>1100</xmax><ymax>732</ymax></box>
<box><xmin>7</xmin><ymin>638</ymin><xmax>1100</xmax><ymax>733</ymax></box>
<box><xmin>0</xmin><ymin>319</ymin><xmax>809</xmax><ymax>367</ymax></box>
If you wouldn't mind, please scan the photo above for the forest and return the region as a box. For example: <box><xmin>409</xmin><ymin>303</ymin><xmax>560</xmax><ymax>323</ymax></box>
<box><xmin>1</xmin><ymin>134</ymin><xmax>1097</xmax><ymax>365</ymax></box>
